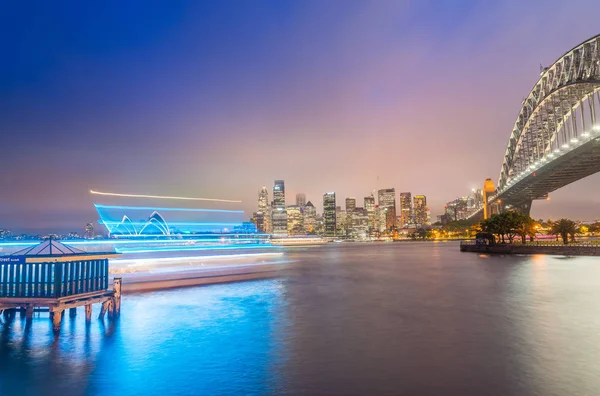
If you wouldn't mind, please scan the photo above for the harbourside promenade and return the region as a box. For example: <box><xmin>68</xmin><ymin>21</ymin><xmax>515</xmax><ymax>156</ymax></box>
<box><xmin>460</xmin><ymin>241</ymin><xmax>600</xmax><ymax>256</ymax></box>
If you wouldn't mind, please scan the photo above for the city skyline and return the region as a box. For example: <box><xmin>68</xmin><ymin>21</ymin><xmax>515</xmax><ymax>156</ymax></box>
<box><xmin>2</xmin><ymin>2</ymin><xmax>600</xmax><ymax>233</ymax></box>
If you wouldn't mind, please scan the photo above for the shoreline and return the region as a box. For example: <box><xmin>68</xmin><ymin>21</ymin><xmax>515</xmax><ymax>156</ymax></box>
<box><xmin>460</xmin><ymin>242</ymin><xmax>600</xmax><ymax>256</ymax></box>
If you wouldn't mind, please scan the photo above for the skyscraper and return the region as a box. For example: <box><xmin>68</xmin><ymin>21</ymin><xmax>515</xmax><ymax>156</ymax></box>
<box><xmin>287</xmin><ymin>205</ymin><xmax>304</xmax><ymax>236</ymax></box>
<box><xmin>272</xmin><ymin>180</ymin><xmax>287</xmax><ymax>236</ymax></box>
<box><xmin>349</xmin><ymin>208</ymin><xmax>369</xmax><ymax>239</ymax></box>
<box><xmin>258</xmin><ymin>187</ymin><xmax>269</xmax><ymax>211</ymax></box>
<box><xmin>323</xmin><ymin>192</ymin><xmax>336</xmax><ymax>237</ymax></box>
<box><xmin>345</xmin><ymin>197</ymin><xmax>356</xmax><ymax>211</ymax></box>
<box><xmin>296</xmin><ymin>193</ymin><xmax>306</xmax><ymax>208</ymax></box>
<box><xmin>304</xmin><ymin>201</ymin><xmax>317</xmax><ymax>233</ymax></box>
<box><xmin>378</xmin><ymin>188</ymin><xmax>396</xmax><ymax>230</ymax></box>
<box><xmin>255</xmin><ymin>186</ymin><xmax>270</xmax><ymax>233</ymax></box>
<box><xmin>84</xmin><ymin>222</ymin><xmax>94</xmax><ymax>239</ymax></box>
<box><xmin>364</xmin><ymin>195</ymin><xmax>376</xmax><ymax>233</ymax></box>
<box><xmin>399</xmin><ymin>192</ymin><xmax>413</xmax><ymax>227</ymax></box>
<box><xmin>413</xmin><ymin>195</ymin><xmax>429</xmax><ymax>226</ymax></box>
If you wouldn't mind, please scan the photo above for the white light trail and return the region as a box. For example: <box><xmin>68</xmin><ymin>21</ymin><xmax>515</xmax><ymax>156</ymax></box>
<box><xmin>90</xmin><ymin>190</ymin><xmax>241</xmax><ymax>203</ymax></box>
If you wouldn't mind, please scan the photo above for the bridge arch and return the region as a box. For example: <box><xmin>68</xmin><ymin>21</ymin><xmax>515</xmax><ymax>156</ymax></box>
<box><xmin>499</xmin><ymin>34</ymin><xmax>600</xmax><ymax>193</ymax></box>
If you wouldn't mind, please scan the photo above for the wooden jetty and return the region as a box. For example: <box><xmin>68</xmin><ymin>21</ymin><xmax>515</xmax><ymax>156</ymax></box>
<box><xmin>0</xmin><ymin>238</ymin><xmax>121</xmax><ymax>331</ymax></box>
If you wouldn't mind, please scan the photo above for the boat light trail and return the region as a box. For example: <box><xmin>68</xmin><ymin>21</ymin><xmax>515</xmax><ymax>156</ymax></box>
<box><xmin>94</xmin><ymin>204</ymin><xmax>244</xmax><ymax>213</ymax></box>
<box><xmin>111</xmin><ymin>252</ymin><xmax>284</xmax><ymax>266</ymax></box>
<box><xmin>90</xmin><ymin>190</ymin><xmax>241</xmax><ymax>203</ymax></box>
<box><xmin>115</xmin><ymin>244</ymin><xmax>274</xmax><ymax>254</ymax></box>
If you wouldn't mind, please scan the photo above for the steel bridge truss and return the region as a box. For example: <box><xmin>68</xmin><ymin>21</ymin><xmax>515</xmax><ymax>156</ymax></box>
<box><xmin>499</xmin><ymin>35</ymin><xmax>600</xmax><ymax>192</ymax></box>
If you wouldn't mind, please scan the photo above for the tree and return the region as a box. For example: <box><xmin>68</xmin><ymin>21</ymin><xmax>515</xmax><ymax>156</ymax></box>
<box><xmin>514</xmin><ymin>214</ymin><xmax>536</xmax><ymax>244</ymax></box>
<box><xmin>480</xmin><ymin>211</ymin><xmax>536</xmax><ymax>244</ymax></box>
<box><xmin>550</xmin><ymin>219</ymin><xmax>578</xmax><ymax>244</ymax></box>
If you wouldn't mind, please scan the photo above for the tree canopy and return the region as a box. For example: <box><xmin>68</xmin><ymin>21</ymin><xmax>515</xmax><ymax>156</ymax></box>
<box><xmin>479</xmin><ymin>211</ymin><xmax>536</xmax><ymax>244</ymax></box>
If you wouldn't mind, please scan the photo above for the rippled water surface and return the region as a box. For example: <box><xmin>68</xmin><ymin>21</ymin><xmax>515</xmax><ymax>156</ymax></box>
<box><xmin>2</xmin><ymin>242</ymin><xmax>600</xmax><ymax>395</ymax></box>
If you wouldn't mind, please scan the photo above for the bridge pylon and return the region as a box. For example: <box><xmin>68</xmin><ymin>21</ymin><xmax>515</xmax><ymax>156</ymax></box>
<box><xmin>482</xmin><ymin>178</ymin><xmax>496</xmax><ymax>220</ymax></box>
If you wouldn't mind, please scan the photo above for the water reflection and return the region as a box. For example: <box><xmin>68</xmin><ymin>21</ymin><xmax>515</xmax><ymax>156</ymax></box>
<box><xmin>2</xmin><ymin>243</ymin><xmax>600</xmax><ymax>395</ymax></box>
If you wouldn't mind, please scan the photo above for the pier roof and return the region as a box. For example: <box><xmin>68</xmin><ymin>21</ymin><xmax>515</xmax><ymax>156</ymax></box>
<box><xmin>10</xmin><ymin>238</ymin><xmax>119</xmax><ymax>262</ymax></box>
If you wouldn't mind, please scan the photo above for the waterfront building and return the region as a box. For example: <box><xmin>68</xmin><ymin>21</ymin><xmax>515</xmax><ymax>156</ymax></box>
<box><xmin>272</xmin><ymin>180</ymin><xmax>287</xmax><ymax>236</ymax></box>
<box><xmin>251</xmin><ymin>211</ymin><xmax>265</xmax><ymax>233</ymax></box>
<box><xmin>364</xmin><ymin>195</ymin><xmax>376</xmax><ymax>234</ymax></box>
<box><xmin>378</xmin><ymin>188</ymin><xmax>396</xmax><ymax>230</ymax></box>
<box><xmin>350</xmin><ymin>208</ymin><xmax>369</xmax><ymax>239</ymax></box>
<box><xmin>255</xmin><ymin>186</ymin><xmax>271</xmax><ymax>233</ymax></box>
<box><xmin>345</xmin><ymin>197</ymin><xmax>356</xmax><ymax>212</ymax></box>
<box><xmin>323</xmin><ymin>192</ymin><xmax>336</xmax><ymax>237</ymax></box>
<box><xmin>336</xmin><ymin>206</ymin><xmax>347</xmax><ymax>236</ymax></box>
<box><xmin>304</xmin><ymin>201</ymin><xmax>317</xmax><ymax>233</ymax></box>
<box><xmin>399</xmin><ymin>192</ymin><xmax>413</xmax><ymax>227</ymax></box>
<box><xmin>296</xmin><ymin>193</ymin><xmax>306</xmax><ymax>208</ymax></box>
<box><xmin>84</xmin><ymin>222</ymin><xmax>94</xmax><ymax>239</ymax></box>
<box><xmin>414</xmin><ymin>195</ymin><xmax>429</xmax><ymax>226</ymax></box>
<box><xmin>259</xmin><ymin>187</ymin><xmax>269</xmax><ymax>212</ymax></box>
<box><xmin>287</xmin><ymin>205</ymin><xmax>305</xmax><ymax>236</ymax></box>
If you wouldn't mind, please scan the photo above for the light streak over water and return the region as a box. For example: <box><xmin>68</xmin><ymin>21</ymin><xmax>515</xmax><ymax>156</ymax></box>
<box><xmin>90</xmin><ymin>190</ymin><xmax>241</xmax><ymax>203</ymax></box>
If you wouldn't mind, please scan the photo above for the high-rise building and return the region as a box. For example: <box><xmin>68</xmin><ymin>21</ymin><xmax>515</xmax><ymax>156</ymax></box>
<box><xmin>349</xmin><ymin>208</ymin><xmax>369</xmax><ymax>239</ymax></box>
<box><xmin>378</xmin><ymin>188</ymin><xmax>396</xmax><ymax>231</ymax></box>
<box><xmin>413</xmin><ymin>195</ymin><xmax>429</xmax><ymax>226</ymax></box>
<box><xmin>336</xmin><ymin>206</ymin><xmax>348</xmax><ymax>236</ymax></box>
<box><xmin>345</xmin><ymin>197</ymin><xmax>356</xmax><ymax>212</ymax></box>
<box><xmin>84</xmin><ymin>223</ymin><xmax>94</xmax><ymax>239</ymax></box>
<box><xmin>254</xmin><ymin>187</ymin><xmax>270</xmax><ymax>233</ymax></box>
<box><xmin>272</xmin><ymin>180</ymin><xmax>287</xmax><ymax>236</ymax></box>
<box><xmin>364</xmin><ymin>195</ymin><xmax>376</xmax><ymax>234</ymax></box>
<box><xmin>259</xmin><ymin>187</ymin><xmax>269</xmax><ymax>211</ymax></box>
<box><xmin>251</xmin><ymin>211</ymin><xmax>265</xmax><ymax>232</ymax></box>
<box><xmin>323</xmin><ymin>192</ymin><xmax>336</xmax><ymax>237</ymax></box>
<box><xmin>287</xmin><ymin>205</ymin><xmax>305</xmax><ymax>236</ymax></box>
<box><xmin>399</xmin><ymin>192</ymin><xmax>413</xmax><ymax>227</ymax></box>
<box><xmin>304</xmin><ymin>201</ymin><xmax>317</xmax><ymax>233</ymax></box>
<box><xmin>296</xmin><ymin>193</ymin><xmax>306</xmax><ymax>208</ymax></box>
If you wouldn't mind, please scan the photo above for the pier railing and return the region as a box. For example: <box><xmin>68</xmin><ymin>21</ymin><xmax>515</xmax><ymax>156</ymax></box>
<box><xmin>0</xmin><ymin>258</ymin><xmax>109</xmax><ymax>299</ymax></box>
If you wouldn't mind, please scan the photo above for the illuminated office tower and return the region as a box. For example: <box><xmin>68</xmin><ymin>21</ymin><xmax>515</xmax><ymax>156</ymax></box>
<box><xmin>296</xmin><ymin>193</ymin><xmax>306</xmax><ymax>208</ymax></box>
<box><xmin>251</xmin><ymin>211</ymin><xmax>265</xmax><ymax>232</ymax></box>
<box><xmin>323</xmin><ymin>192</ymin><xmax>336</xmax><ymax>237</ymax></box>
<box><xmin>336</xmin><ymin>206</ymin><xmax>348</xmax><ymax>236</ymax></box>
<box><xmin>413</xmin><ymin>194</ymin><xmax>429</xmax><ymax>226</ymax></box>
<box><xmin>304</xmin><ymin>201</ymin><xmax>317</xmax><ymax>233</ymax></box>
<box><xmin>378</xmin><ymin>188</ymin><xmax>396</xmax><ymax>230</ymax></box>
<box><xmin>258</xmin><ymin>187</ymin><xmax>269</xmax><ymax>211</ymax></box>
<box><xmin>84</xmin><ymin>222</ymin><xmax>94</xmax><ymax>239</ymax></box>
<box><xmin>345</xmin><ymin>197</ymin><xmax>356</xmax><ymax>212</ymax></box>
<box><xmin>350</xmin><ymin>208</ymin><xmax>369</xmax><ymax>239</ymax></box>
<box><xmin>399</xmin><ymin>192</ymin><xmax>413</xmax><ymax>227</ymax></box>
<box><xmin>287</xmin><ymin>205</ymin><xmax>305</xmax><ymax>236</ymax></box>
<box><xmin>272</xmin><ymin>180</ymin><xmax>287</xmax><ymax>236</ymax></box>
<box><xmin>364</xmin><ymin>195</ymin><xmax>376</xmax><ymax>233</ymax></box>
<box><xmin>254</xmin><ymin>186</ymin><xmax>270</xmax><ymax>233</ymax></box>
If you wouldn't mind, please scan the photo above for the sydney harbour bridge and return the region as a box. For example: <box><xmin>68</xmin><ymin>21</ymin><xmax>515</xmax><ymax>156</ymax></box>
<box><xmin>470</xmin><ymin>34</ymin><xmax>600</xmax><ymax>221</ymax></box>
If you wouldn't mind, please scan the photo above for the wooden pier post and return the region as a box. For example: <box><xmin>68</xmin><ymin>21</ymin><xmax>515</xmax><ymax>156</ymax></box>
<box><xmin>69</xmin><ymin>307</ymin><xmax>77</xmax><ymax>317</ymax></box>
<box><xmin>25</xmin><ymin>306</ymin><xmax>34</xmax><ymax>320</ymax></box>
<box><xmin>99</xmin><ymin>301</ymin><xmax>109</xmax><ymax>319</ymax></box>
<box><xmin>113</xmin><ymin>278</ymin><xmax>122</xmax><ymax>316</ymax></box>
<box><xmin>51</xmin><ymin>309</ymin><xmax>63</xmax><ymax>332</ymax></box>
<box><xmin>85</xmin><ymin>304</ymin><xmax>92</xmax><ymax>322</ymax></box>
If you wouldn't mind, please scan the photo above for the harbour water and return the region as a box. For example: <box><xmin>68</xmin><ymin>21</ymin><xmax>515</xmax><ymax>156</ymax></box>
<box><xmin>2</xmin><ymin>242</ymin><xmax>600</xmax><ymax>395</ymax></box>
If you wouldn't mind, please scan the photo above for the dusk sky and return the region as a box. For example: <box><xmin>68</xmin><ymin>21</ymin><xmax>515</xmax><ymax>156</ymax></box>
<box><xmin>1</xmin><ymin>1</ymin><xmax>600</xmax><ymax>233</ymax></box>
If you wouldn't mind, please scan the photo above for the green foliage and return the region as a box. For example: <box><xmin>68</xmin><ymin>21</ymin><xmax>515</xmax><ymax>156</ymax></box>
<box><xmin>443</xmin><ymin>219</ymin><xmax>477</xmax><ymax>233</ymax></box>
<box><xmin>479</xmin><ymin>211</ymin><xmax>536</xmax><ymax>244</ymax></box>
<box><xmin>550</xmin><ymin>218</ymin><xmax>578</xmax><ymax>244</ymax></box>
